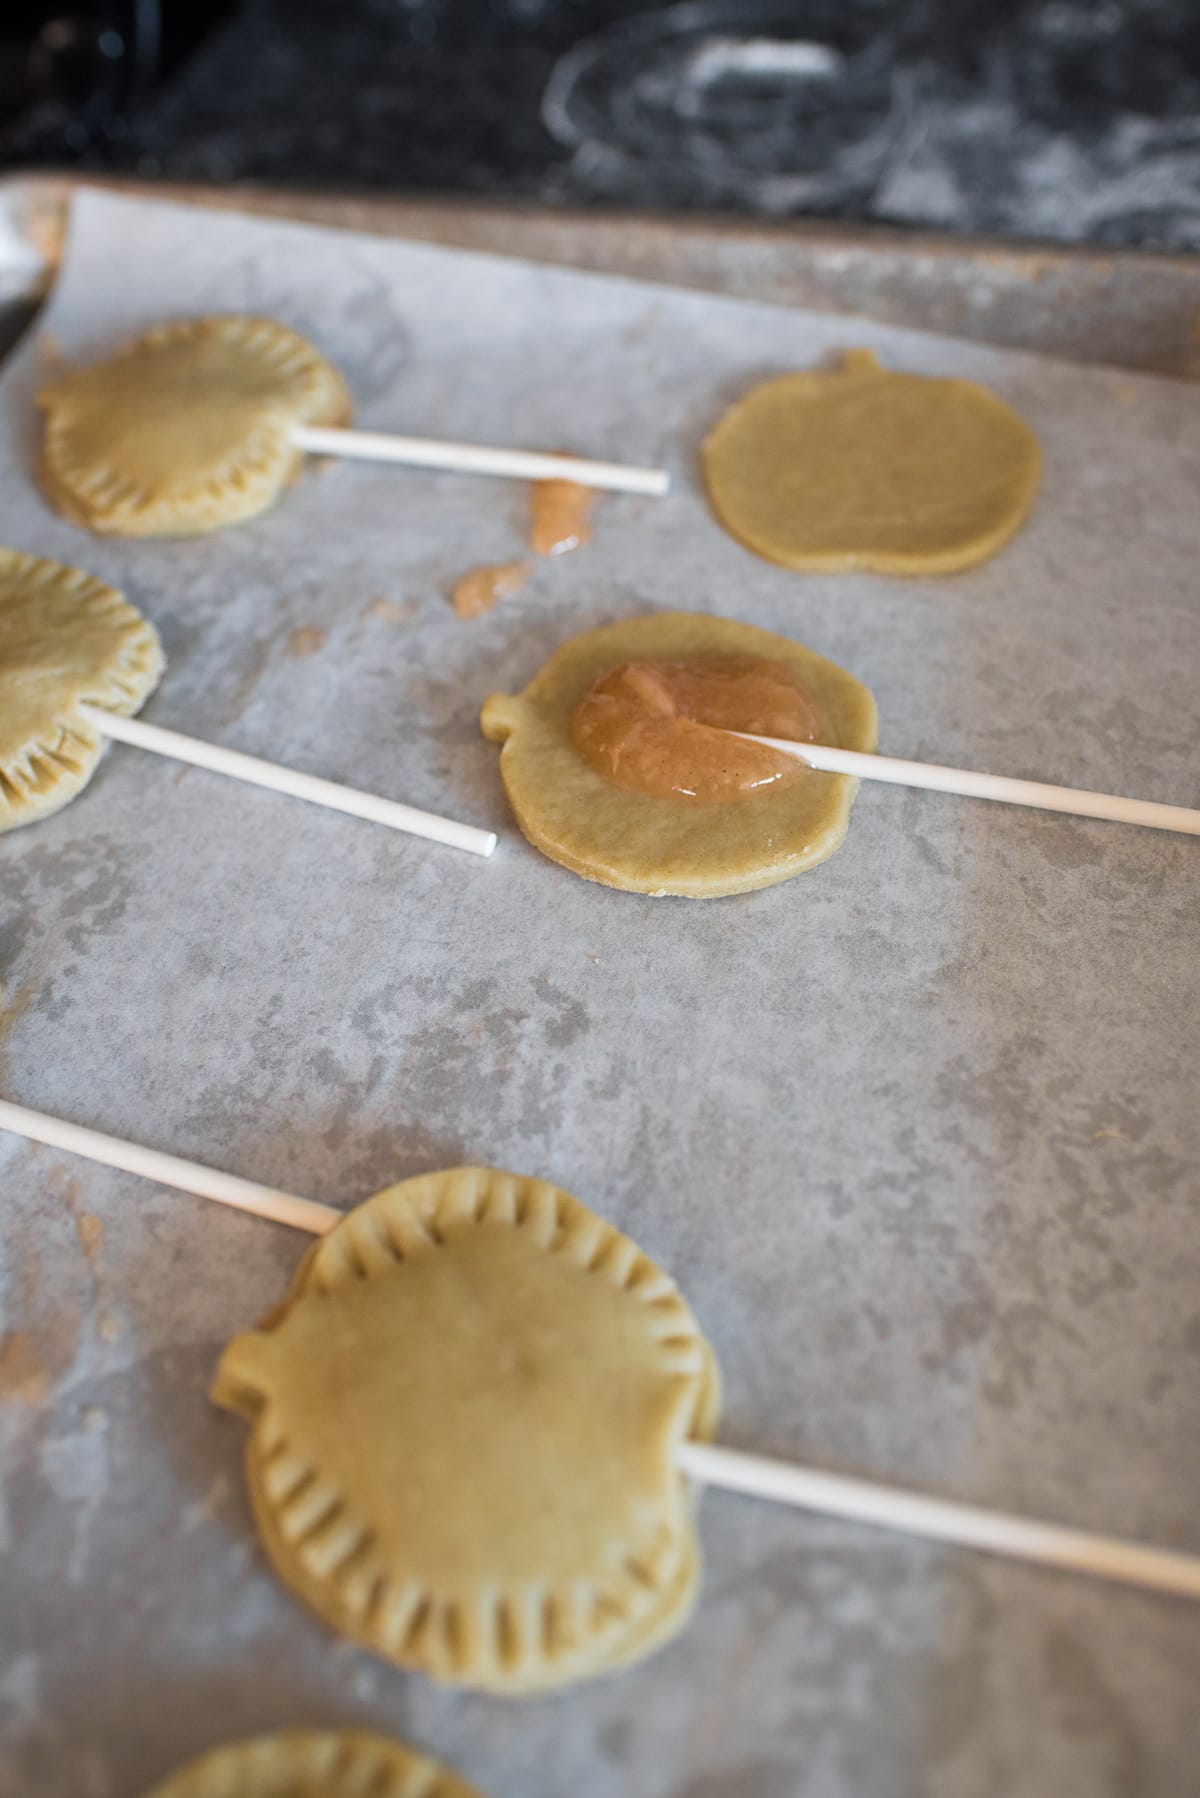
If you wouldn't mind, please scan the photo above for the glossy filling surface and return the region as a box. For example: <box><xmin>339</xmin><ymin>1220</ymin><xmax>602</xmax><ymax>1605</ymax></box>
<box><xmin>571</xmin><ymin>656</ymin><xmax>820</xmax><ymax>803</ymax></box>
<box><xmin>452</xmin><ymin>559</ymin><xmax>531</xmax><ymax>619</ymax></box>
<box><xmin>531</xmin><ymin>475</ymin><xmax>595</xmax><ymax>557</ymax></box>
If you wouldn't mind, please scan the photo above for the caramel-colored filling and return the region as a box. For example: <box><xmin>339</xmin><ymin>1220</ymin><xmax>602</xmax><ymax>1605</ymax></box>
<box><xmin>531</xmin><ymin>476</ymin><xmax>595</xmax><ymax>557</ymax></box>
<box><xmin>452</xmin><ymin>560</ymin><xmax>531</xmax><ymax>619</ymax></box>
<box><xmin>570</xmin><ymin>656</ymin><xmax>821</xmax><ymax>803</ymax></box>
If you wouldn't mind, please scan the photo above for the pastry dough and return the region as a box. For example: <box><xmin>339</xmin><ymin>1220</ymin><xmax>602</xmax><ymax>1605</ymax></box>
<box><xmin>38</xmin><ymin>315</ymin><xmax>351</xmax><ymax>538</ymax></box>
<box><xmin>144</xmin><ymin>1727</ymin><xmax>483</xmax><ymax>1798</ymax></box>
<box><xmin>0</xmin><ymin>548</ymin><xmax>163</xmax><ymax>833</ymax></box>
<box><xmin>703</xmin><ymin>349</ymin><xmax>1041</xmax><ymax>574</ymax></box>
<box><xmin>213</xmin><ymin>1166</ymin><xmax>719</xmax><ymax>1695</ymax></box>
<box><xmin>481</xmin><ymin>612</ymin><xmax>877</xmax><ymax>897</ymax></box>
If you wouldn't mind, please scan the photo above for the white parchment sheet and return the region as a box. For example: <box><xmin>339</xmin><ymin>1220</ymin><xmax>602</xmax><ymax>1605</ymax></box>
<box><xmin>1</xmin><ymin>190</ymin><xmax>1198</xmax><ymax>1798</ymax></box>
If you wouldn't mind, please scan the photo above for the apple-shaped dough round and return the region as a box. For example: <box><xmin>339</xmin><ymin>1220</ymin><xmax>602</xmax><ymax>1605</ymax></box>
<box><xmin>481</xmin><ymin>611</ymin><xmax>877</xmax><ymax>897</ymax></box>
<box><xmin>213</xmin><ymin>1166</ymin><xmax>719</xmax><ymax>1695</ymax></box>
<box><xmin>0</xmin><ymin>547</ymin><xmax>163</xmax><ymax>833</ymax></box>
<box><xmin>143</xmin><ymin>1727</ymin><xmax>484</xmax><ymax>1798</ymax></box>
<box><xmin>38</xmin><ymin>316</ymin><xmax>351</xmax><ymax>538</ymax></box>
<box><xmin>703</xmin><ymin>349</ymin><xmax>1042</xmax><ymax>575</ymax></box>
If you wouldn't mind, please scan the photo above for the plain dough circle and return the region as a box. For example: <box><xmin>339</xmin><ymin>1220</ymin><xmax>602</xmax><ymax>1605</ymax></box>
<box><xmin>703</xmin><ymin>349</ymin><xmax>1042</xmax><ymax>575</ymax></box>
<box><xmin>213</xmin><ymin>1166</ymin><xmax>720</xmax><ymax>1695</ymax></box>
<box><xmin>481</xmin><ymin>611</ymin><xmax>877</xmax><ymax>897</ymax></box>
<box><xmin>143</xmin><ymin>1727</ymin><xmax>484</xmax><ymax>1798</ymax></box>
<box><xmin>38</xmin><ymin>315</ymin><xmax>351</xmax><ymax>538</ymax></box>
<box><xmin>0</xmin><ymin>547</ymin><xmax>164</xmax><ymax>833</ymax></box>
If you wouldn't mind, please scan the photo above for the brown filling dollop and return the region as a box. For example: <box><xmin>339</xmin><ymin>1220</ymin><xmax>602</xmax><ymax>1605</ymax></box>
<box><xmin>531</xmin><ymin>475</ymin><xmax>595</xmax><ymax>557</ymax></box>
<box><xmin>570</xmin><ymin>656</ymin><xmax>821</xmax><ymax>803</ymax></box>
<box><xmin>452</xmin><ymin>560</ymin><xmax>530</xmax><ymax>619</ymax></box>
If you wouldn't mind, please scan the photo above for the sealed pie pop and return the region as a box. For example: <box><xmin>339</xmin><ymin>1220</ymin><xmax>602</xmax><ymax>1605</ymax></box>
<box><xmin>703</xmin><ymin>349</ymin><xmax>1042</xmax><ymax>575</ymax></box>
<box><xmin>481</xmin><ymin>611</ymin><xmax>877</xmax><ymax>896</ymax></box>
<box><xmin>5</xmin><ymin>1103</ymin><xmax>1198</xmax><ymax>1669</ymax></box>
<box><xmin>0</xmin><ymin>547</ymin><xmax>163</xmax><ymax>832</ymax></box>
<box><xmin>0</xmin><ymin>545</ymin><xmax>495</xmax><ymax>852</ymax></box>
<box><xmin>143</xmin><ymin>1727</ymin><xmax>483</xmax><ymax>1798</ymax></box>
<box><xmin>36</xmin><ymin>315</ymin><xmax>667</xmax><ymax>541</ymax></box>
<box><xmin>213</xmin><ymin>1166</ymin><xmax>720</xmax><ymax>1695</ymax></box>
<box><xmin>38</xmin><ymin>315</ymin><xmax>351</xmax><ymax>538</ymax></box>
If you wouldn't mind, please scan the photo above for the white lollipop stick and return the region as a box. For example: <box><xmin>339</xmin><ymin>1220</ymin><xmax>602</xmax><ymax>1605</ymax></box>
<box><xmin>731</xmin><ymin>733</ymin><xmax>1200</xmax><ymax>837</ymax></box>
<box><xmin>3</xmin><ymin>1099</ymin><xmax>1199</xmax><ymax>1607</ymax></box>
<box><xmin>678</xmin><ymin>1442</ymin><xmax>1200</xmax><ymax>1602</ymax></box>
<box><xmin>0</xmin><ymin>1099</ymin><xmax>338</xmax><ymax>1234</ymax></box>
<box><xmin>77</xmin><ymin>704</ymin><xmax>497</xmax><ymax>858</ymax></box>
<box><xmin>292</xmin><ymin>426</ymin><xmax>669</xmax><ymax>498</ymax></box>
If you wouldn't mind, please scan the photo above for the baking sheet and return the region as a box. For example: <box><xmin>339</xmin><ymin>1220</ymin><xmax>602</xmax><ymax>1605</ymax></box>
<box><xmin>8</xmin><ymin>174</ymin><xmax>1200</xmax><ymax>380</ymax></box>
<box><xmin>1</xmin><ymin>188</ymin><xmax>1198</xmax><ymax>1798</ymax></box>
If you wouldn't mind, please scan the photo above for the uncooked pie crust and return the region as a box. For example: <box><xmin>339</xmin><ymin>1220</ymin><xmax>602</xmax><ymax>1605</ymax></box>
<box><xmin>143</xmin><ymin>1727</ymin><xmax>483</xmax><ymax>1798</ymax></box>
<box><xmin>38</xmin><ymin>315</ymin><xmax>351</xmax><ymax>538</ymax></box>
<box><xmin>213</xmin><ymin>1166</ymin><xmax>720</xmax><ymax>1695</ymax></box>
<box><xmin>481</xmin><ymin>611</ymin><xmax>878</xmax><ymax>897</ymax></box>
<box><xmin>0</xmin><ymin>547</ymin><xmax>163</xmax><ymax>833</ymax></box>
<box><xmin>703</xmin><ymin>349</ymin><xmax>1041</xmax><ymax>575</ymax></box>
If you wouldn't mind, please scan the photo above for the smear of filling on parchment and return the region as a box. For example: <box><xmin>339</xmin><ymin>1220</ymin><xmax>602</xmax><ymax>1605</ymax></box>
<box><xmin>452</xmin><ymin>468</ymin><xmax>598</xmax><ymax>619</ymax></box>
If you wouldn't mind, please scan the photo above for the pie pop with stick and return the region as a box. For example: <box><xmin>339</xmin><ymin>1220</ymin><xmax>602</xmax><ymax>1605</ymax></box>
<box><xmin>4</xmin><ymin>1096</ymin><xmax>1200</xmax><ymax>1702</ymax></box>
<box><xmin>37</xmin><ymin>316</ymin><xmax>667</xmax><ymax>540</ymax></box>
<box><xmin>0</xmin><ymin>547</ymin><xmax>495</xmax><ymax>855</ymax></box>
<box><xmin>483</xmin><ymin>610</ymin><xmax>1199</xmax><ymax>896</ymax></box>
<box><xmin>143</xmin><ymin>1728</ymin><xmax>483</xmax><ymax>1798</ymax></box>
<box><xmin>481</xmin><ymin>611</ymin><xmax>878</xmax><ymax>897</ymax></box>
<box><xmin>0</xmin><ymin>546</ymin><xmax>164</xmax><ymax>831</ymax></box>
<box><xmin>213</xmin><ymin>1166</ymin><xmax>721</xmax><ymax>1694</ymax></box>
<box><xmin>39</xmin><ymin>316</ymin><xmax>352</xmax><ymax>538</ymax></box>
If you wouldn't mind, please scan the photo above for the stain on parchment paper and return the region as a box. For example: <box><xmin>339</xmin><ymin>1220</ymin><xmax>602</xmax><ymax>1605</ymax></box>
<box><xmin>366</xmin><ymin>596</ymin><xmax>421</xmax><ymax>625</ymax></box>
<box><xmin>0</xmin><ymin>1331</ymin><xmax>53</xmax><ymax>1407</ymax></box>
<box><xmin>0</xmin><ymin>1306</ymin><xmax>81</xmax><ymax>1410</ymax></box>
<box><xmin>530</xmin><ymin>470</ymin><xmax>596</xmax><ymax>557</ymax></box>
<box><xmin>63</xmin><ymin>1176</ymin><xmax>122</xmax><ymax>1344</ymax></box>
<box><xmin>286</xmin><ymin>625</ymin><xmax>328</xmax><ymax>659</ymax></box>
<box><xmin>452</xmin><ymin>560</ymin><xmax>531</xmax><ymax>619</ymax></box>
<box><xmin>0</xmin><ymin>1165</ymin><xmax>122</xmax><ymax>1410</ymax></box>
<box><xmin>0</xmin><ymin>1248</ymin><xmax>82</xmax><ymax>1412</ymax></box>
<box><xmin>451</xmin><ymin>468</ymin><xmax>599</xmax><ymax>619</ymax></box>
<box><xmin>0</xmin><ymin>981</ymin><xmax>35</xmax><ymax>1083</ymax></box>
<box><xmin>74</xmin><ymin>1211</ymin><xmax>104</xmax><ymax>1274</ymax></box>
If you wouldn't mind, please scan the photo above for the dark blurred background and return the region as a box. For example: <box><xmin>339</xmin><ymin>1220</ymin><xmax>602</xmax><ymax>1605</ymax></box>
<box><xmin>1</xmin><ymin>0</ymin><xmax>1198</xmax><ymax>248</ymax></box>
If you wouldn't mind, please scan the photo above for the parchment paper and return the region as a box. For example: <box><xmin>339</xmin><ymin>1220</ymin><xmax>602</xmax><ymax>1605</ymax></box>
<box><xmin>1</xmin><ymin>190</ymin><xmax>1198</xmax><ymax>1798</ymax></box>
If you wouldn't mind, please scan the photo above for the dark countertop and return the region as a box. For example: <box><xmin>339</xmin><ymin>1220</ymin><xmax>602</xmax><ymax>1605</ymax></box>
<box><xmin>4</xmin><ymin>0</ymin><xmax>1200</xmax><ymax>250</ymax></box>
